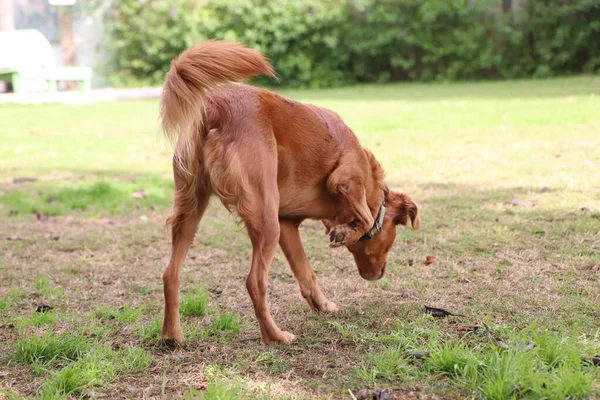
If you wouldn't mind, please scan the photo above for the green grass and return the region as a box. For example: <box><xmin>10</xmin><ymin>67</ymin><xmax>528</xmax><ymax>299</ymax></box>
<box><xmin>208</xmin><ymin>311</ymin><xmax>241</xmax><ymax>337</ymax></box>
<box><xmin>1</xmin><ymin>76</ymin><xmax>600</xmax><ymax>398</ymax></box>
<box><xmin>94</xmin><ymin>304</ymin><xmax>142</xmax><ymax>324</ymax></box>
<box><xmin>15</xmin><ymin>311</ymin><xmax>57</xmax><ymax>330</ymax></box>
<box><xmin>180</xmin><ymin>288</ymin><xmax>210</xmax><ymax>317</ymax></box>
<box><xmin>15</xmin><ymin>333</ymin><xmax>91</xmax><ymax>364</ymax></box>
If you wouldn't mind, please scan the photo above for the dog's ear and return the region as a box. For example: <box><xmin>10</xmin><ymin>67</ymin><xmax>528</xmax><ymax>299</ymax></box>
<box><xmin>390</xmin><ymin>192</ymin><xmax>420</xmax><ymax>230</ymax></box>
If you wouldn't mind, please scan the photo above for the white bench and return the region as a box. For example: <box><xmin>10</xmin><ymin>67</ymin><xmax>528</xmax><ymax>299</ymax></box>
<box><xmin>0</xmin><ymin>29</ymin><xmax>92</xmax><ymax>93</ymax></box>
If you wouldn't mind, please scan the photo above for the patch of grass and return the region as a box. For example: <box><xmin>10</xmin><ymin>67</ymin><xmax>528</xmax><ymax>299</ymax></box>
<box><xmin>180</xmin><ymin>288</ymin><xmax>209</xmax><ymax>317</ymax></box>
<box><xmin>140</xmin><ymin>314</ymin><xmax>163</xmax><ymax>343</ymax></box>
<box><xmin>0</xmin><ymin>297</ymin><xmax>10</xmax><ymax>310</ymax></box>
<box><xmin>255</xmin><ymin>351</ymin><xmax>290</xmax><ymax>374</ymax></box>
<box><xmin>208</xmin><ymin>312</ymin><xmax>241</xmax><ymax>337</ymax></box>
<box><xmin>1</xmin><ymin>178</ymin><xmax>173</xmax><ymax>217</ymax></box>
<box><xmin>94</xmin><ymin>304</ymin><xmax>142</xmax><ymax>324</ymax></box>
<box><xmin>16</xmin><ymin>311</ymin><xmax>57</xmax><ymax>329</ymax></box>
<box><xmin>117</xmin><ymin>345</ymin><xmax>153</xmax><ymax>373</ymax></box>
<box><xmin>357</xmin><ymin>322</ymin><xmax>596</xmax><ymax>399</ymax></box>
<box><xmin>33</xmin><ymin>277</ymin><xmax>59</xmax><ymax>297</ymax></box>
<box><xmin>15</xmin><ymin>333</ymin><xmax>91</xmax><ymax>364</ymax></box>
<box><xmin>34</xmin><ymin>340</ymin><xmax>153</xmax><ymax>399</ymax></box>
<box><xmin>426</xmin><ymin>339</ymin><xmax>479</xmax><ymax>378</ymax></box>
<box><xmin>137</xmin><ymin>285</ymin><xmax>152</xmax><ymax>295</ymax></box>
<box><xmin>182</xmin><ymin>381</ymin><xmax>243</xmax><ymax>400</ymax></box>
<box><xmin>356</xmin><ymin>346</ymin><xmax>417</xmax><ymax>385</ymax></box>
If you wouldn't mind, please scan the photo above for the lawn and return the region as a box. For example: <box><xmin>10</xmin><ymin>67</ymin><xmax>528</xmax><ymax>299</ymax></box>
<box><xmin>1</xmin><ymin>76</ymin><xmax>599</xmax><ymax>399</ymax></box>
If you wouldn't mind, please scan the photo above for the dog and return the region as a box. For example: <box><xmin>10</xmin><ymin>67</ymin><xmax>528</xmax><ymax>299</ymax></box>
<box><xmin>160</xmin><ymin>40</ymin><xmax>420</xmax><ymax>345</ymax></box>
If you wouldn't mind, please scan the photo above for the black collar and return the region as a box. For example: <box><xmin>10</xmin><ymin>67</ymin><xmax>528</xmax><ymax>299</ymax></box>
<box><xmin>358</xmin><ymin>197</ymin><xmax>386</xmax><ymax>242</ymax></box>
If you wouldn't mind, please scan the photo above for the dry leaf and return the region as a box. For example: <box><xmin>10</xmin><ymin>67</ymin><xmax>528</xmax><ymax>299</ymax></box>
<box><xmin>132</xmin><ymin>189</ymin><xmax>147</xmax><ymax>199</ymax></box>
<box><xmin>424</xmin><ymin>255</ymin><xmax>437</xmax><ymax>265</ymax></box>
<box><xmin>354</xmin><ymin>389</ymin><xmax>369</xmax><ymax>400</ymax></box>
<box><xmin>36</xmin><ymin>211</ymin><xmax>45</xmax><ymax>221</ymax></box>
<box><xmin>424</xmin><ymin>305</ymin><xmax>463</xmax><ymax>318</ymax></box>
<box><xmin>13</xmin><ymin>177</ymin><xmax>38</xmax><ymax>184</ymax></box>
<box><xmin>403</xmin><ymin>350</ymin><xmax>430</xmax><ymax>359</ymax></box>
<box><xmin>373</xmin><ymin>391</ymin><xmax>390</xmax><ymax>400</ymax></box>
<box><xmin>36</xmin><ymin>304</ymin><xmax>53</xmax><ymax>313</ymax></box>
<box><xmin>506</xmin><ymin>197</ymin><xmax>537</xmax><ymax>207</ymax></box>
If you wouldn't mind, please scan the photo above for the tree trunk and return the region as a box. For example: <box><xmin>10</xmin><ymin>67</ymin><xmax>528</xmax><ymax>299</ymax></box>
<box><xmin>58</xmin><ymin>7</ymin><xmax>77</xmax><ymax>89</ymax></box>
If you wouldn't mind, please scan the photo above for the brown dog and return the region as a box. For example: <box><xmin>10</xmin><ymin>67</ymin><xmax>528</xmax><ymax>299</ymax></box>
<box><xmin>160</xmin><ymin>40</ymin><xmax>420</xmax><ymax>345</ymax></box>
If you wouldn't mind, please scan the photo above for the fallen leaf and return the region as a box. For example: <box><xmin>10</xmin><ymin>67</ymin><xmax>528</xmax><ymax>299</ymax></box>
<box><xmin>132</xmin><ymin>188</ymin><xmax>147</xmax><ymax>199</ymax></box>
<box><xmin>36</xmin><ymin>211</ymin><xmax>45</xmax><ymax>221</ymax></box>
<box><xmin>424</xmin><ymin>306</ymin><xmax>463</xmax><ymax>318</ymax></box>
<box><xmin>540</xmin><ymin>187</ymin><xmax>550</xmax><ymax>193</ymax></box>
<box><xmin>483</xmin><ymin>324</ymin><xmax>535</xmax><ymax>351</ymax></box>
<box><xmin>36</xmin><ymin>304</ymin><xmax>53</xmax><ymax>313</ymax></box>
<box><xmin>403</xmin><ymin>350</ymin><xmax>430</xmax><ymax>359</ymax></box>
<box><xmin>506</xmin><ymin>197</ymin><xmax>537</xmax><ymax>207</ymax></box>
<box><xmin>13</xmin><ymin>177</ymin><xmax>38</xmax><ymax>184</ymax></box>
<box><xmin>424</xmin><ymin>255</ymin><xmax>437</xmax><ymax>266</ymax></box>
<box><xmin>373</xmin><ymin>390</ymin><xmax>390</xmax><ymax>400</ymax></box>
<box><xmin>354</xmin><ymin>389</ymin><xmax>369</xmax><ymax>400</ymax></box>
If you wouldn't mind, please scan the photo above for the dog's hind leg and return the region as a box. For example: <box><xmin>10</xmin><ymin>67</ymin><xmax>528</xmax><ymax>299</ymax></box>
<box><xmin>161</xmin><ymin>165</ymin><xmax>210</xmax><ymax>346</ymax></box>
<box><xmin>221</xmin><ymin>150</ymin><xmax>295</xmax><ymax>344</ymax></box>
<box><xmin>279</xmin><ymin>219</ymin><xmax>338</xmax><ymax>312</ymax></box>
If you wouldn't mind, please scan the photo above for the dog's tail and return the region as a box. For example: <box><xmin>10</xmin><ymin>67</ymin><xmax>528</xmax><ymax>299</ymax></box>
<box><xmin>160</xmin><ymin>40</ymin><xmax>274</xmax><ymax>151</ymax></box>
<box><xmin>161</xmin><ymin>40</ymin><xmax>274</xmax><ymax>230</ymax></box>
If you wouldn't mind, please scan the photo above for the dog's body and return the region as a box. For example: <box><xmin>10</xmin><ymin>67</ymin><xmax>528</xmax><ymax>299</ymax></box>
<box><xmin>160</xmin><ymin>41</ymin><xmax>420</xmax><ymax>345</ymax></box>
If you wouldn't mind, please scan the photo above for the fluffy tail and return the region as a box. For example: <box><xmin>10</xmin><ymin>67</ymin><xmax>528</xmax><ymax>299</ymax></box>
<box><xmin>160</xmin><ymin>40</ymin><xmax>274</xmax><ymax>229</ymax></box>
<box><xmin>161</xmin><ymin>40</ymin><xmax>275</xmax><ymax>147</ymax></box>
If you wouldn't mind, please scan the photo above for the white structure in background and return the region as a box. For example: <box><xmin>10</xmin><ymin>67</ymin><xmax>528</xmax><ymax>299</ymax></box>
<box><xmin>0</xmin><ymin>0</ymin><xmax>108</xmax><ymax>92</ymax></box>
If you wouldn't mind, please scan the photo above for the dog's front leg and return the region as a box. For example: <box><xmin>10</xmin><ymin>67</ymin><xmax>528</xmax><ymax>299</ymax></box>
<box><xmin>280</xmin><ymin>219</ymin><xmax>338</xmax><ymax>312</ymax></box>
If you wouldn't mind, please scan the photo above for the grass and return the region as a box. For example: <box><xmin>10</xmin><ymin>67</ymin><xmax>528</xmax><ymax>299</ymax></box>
<box><xmin>180</xmin><ymin>288</ymin><xmax>210</xmax><ymax>317</ymax></box>
<box><xmin>1</xmin><ymin>76</ymin><xmax>600</xmax><ymax>398</ymax></box>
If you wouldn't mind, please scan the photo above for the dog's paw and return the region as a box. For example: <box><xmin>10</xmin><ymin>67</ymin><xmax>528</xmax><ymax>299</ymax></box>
<box><xmin>161</xmin><ymin>327</ymin><xmax>184</xmax><ymax>348</ymax></box>
<box><xmin>265</xmin><ymin>330</ymin><xmax>296</xmax><ymax>344</ymax></box>
<box><xmin>329</xmin><ymin>224</ymin><xmax>356</xmax><ymax>247</ymax></box>
<box><xmin>319</xmin><ymin>300</ymin><xmax>339</xmax><ymax>313</ymax></box>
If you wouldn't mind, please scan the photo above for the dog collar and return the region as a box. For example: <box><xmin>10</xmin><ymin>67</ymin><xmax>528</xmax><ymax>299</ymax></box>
<box><xmin>358</xmin><ymin>198</ymin><xmax>386</xmax><ymax>242</ymax></box>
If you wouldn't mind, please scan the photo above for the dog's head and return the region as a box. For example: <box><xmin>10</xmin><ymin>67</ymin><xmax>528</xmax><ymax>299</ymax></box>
<box><xmin>346</xmin><ymin>192</ymin><xmax>420</xmax><ymax>281</ymax></box>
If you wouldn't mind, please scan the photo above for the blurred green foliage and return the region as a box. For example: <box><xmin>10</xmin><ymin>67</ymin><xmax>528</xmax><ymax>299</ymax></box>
<box><xmin>102</xmin><ymin>0</ymin><xmax>600</xmax><ymax>88</ymax></box>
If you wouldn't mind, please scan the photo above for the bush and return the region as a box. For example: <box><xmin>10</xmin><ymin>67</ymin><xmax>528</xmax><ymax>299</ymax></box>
<box><xmin>102</xmin><ymin>0</ymin><xmax>600</xmax><ymax>88</ymax></box>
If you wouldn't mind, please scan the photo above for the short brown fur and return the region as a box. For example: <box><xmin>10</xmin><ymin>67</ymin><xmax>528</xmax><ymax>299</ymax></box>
<box><xmin>160</xmin><ymin>40</ymin><xmax>420</xmax><ymax>345</ymax></box>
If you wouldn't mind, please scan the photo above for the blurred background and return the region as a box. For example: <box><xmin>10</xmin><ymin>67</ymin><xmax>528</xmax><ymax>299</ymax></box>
<box><xmin>1</xmin><ymin>0</ymin><xmax>599</xmax><ymax>91</ymax></box>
